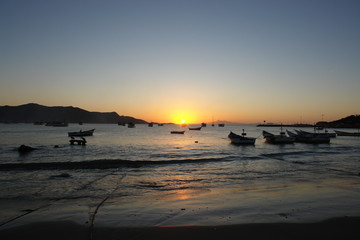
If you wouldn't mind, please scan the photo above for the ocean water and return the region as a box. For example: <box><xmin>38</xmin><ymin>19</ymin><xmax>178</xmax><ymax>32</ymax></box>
<box><xmin>0</xmin><ymin>123</ymin><xmax>360</xmax><ymax>226</ymax></box>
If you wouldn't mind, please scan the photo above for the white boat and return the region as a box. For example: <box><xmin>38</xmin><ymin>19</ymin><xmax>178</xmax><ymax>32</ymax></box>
<box><xmin>334</xmin><ymin>130</ymin><xmax>360</xmax><ymax>136</ymax></box>
<box><xmin>228</xmin><ymin>130</ymin><xmax>256</xmax><ymax>145</ymax></box>
<box><xmin>296</xmin><ymin>129</ymin><xmax>336</xmax><ymax>138</ymax></box>
<box><xmin>262</xmin><ymin>130</ymin><xmax>295</xmax><ymax>144</ymax></box>
<box><xmin>287</xmin><ymin>130</ymin><xmax>330</xmax><ymax>144</ymax></box>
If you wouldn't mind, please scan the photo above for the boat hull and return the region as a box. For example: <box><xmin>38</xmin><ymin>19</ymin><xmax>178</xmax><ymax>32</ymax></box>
<box><xmin>68</xmin><ymin>129</ymin><xmax>95</xmax><ymax>137</ymax></box>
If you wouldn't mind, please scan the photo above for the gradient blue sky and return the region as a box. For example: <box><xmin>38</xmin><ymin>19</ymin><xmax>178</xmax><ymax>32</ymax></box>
<box><xmin>1</xmin><ymin>0</ymin><xmax>359</xmax><ymax>123</ymax></box>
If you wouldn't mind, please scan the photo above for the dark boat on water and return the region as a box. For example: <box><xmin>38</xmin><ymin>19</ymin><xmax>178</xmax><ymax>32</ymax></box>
<box><xmin>189</xmin><ymin>127</ymin><xmax>202</xmax><ymax>130</ymax></box>
<box><xmin>334</xmin><ymin>130</ymin><xmax>360</xmax><ymax>136</ymax></box>
<box><xmin>262</xmin><ymin>130</ymin><xmax>295</xmax><ymax>144</ymax></box>
<box><xmin>228</xmin><ymin>130</ymin><xmax>256</xmax><ymax>145</ymax></box>
<box><xmin>68</xmin><ymin>129</ymin><xmax>95</xmax><ymax>137</ymax></box>
<box><xmin>287</xmin><ymin>130</ymin><xmax>330</xmax><ymax>144</ymax></box>
<box><xmin>170</xmin><ymin>130</ymin><xmax>185</xmax><ymax>134</ymax></box>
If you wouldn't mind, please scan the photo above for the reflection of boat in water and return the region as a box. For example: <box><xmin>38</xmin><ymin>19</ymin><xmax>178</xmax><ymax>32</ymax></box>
<box><xmin>69</xmin><ymin>137</ymin><xmax>87</xmax><ymax>145</ymax></box>
<box><xmin>262</xmin><ymin>130</ymin><xmax>295</xmax><ymax>144</ymax></box>
<box><xmin>189</xmin><ymin>127</ymin><xmax>202</xmax><ymax>130</ymax></box>
<box><xmin>170</xmin><ymin>130</ymin><xmax>185</xmax><ymax>134</ymax></box>
<box><xmin>334</xmin><ymin>130</ymin><xmax>360</xmax><ymax>136</ymax></box>
<box><xmin>228</xmin><ymin>130</ymin><xmax>255</xmax><ymax>145</ymax></box>
<box><xmin>68</xmin><ymin>129</ymin><xmax>95</xmax><ymax>137</ymax></box>
<box><xmin>287</xmin><ymin>130</ymin><xmax>330</xmax><ymax>143</ymax></box>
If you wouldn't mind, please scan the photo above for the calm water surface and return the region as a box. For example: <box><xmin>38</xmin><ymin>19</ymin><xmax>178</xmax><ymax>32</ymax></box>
<box><xmin>0</xmin><ymin>123</ymin><xmax>359</xmax><ymax>226</ymax></box>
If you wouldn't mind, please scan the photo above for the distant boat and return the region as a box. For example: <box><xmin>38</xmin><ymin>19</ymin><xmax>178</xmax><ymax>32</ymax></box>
<box><xmin>228</xmin><ymin>130</ymin><xmax>255</xmax><ymax>145</ymax></box>
<box><xmin>201</xmin><ymin>122</ymin><xmax>207</xmax><ymax>127</ymax></box>
<box><xmin>158</xmin><ymin>123</ymin><xmax>164</xmax><ymax>126</ymax></box>
<box><xmin>262</xmin><ymin>130</ymin><xmax>295</xmax><ymax>144</ymax></box>
<box><xmin>218</xmin><ymin>123</ymin><xmax>225</xmax><ymax>127</ymax></box>
<box><xmin>148</xmin><ymin>123</ymin><xmax>153</xmax><ymax>127</ymax></box>
<box><xmin>287</xmin><ymin>130</ymin><xmax>330</xmax><ymax>144</ymax></box>
<box><xmin>118</xmin><ymin>122</ymin><xmax>125</xmax><ymax>126</ymax></box>
<box><xmin>46</xmin><ymin>122</ymin><xmax>68</xmax><ymax>127</ymax></box>
<box><xmin>189</xmin><ymin>126</ymin><xmax>202</xmax><ymax>130</ymax></box>
<box><xmin>334</xmin><ymin>130</ymin><xmax>360</xmax><ymax>136</ymax></box>
<box><xmin>68</xmin><ymin>129</ymin><xmax>95</xmax><ymax>137</ymax></box>
<box><xmin>128</xmin><ymin>122</ymin><xmax>135</xmax><ymax>128</ymax></box>
<box><xmin>170</xmin><ymin>130</ymin><xmax>185</xmax><ymax>134</ymax></box>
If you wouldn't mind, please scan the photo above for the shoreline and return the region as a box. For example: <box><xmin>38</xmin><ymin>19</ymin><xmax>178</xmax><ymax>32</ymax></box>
<box><xmin>1</xmin><ymin>216</ymin><xmax>359</xmax><ymax>240</ymax></box>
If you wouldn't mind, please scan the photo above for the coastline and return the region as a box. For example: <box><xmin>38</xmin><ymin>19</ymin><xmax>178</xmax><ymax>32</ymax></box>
<box><xmin>1</xmin><ymin>217</ymin><xmax>359</xmax><ymax>240</ymax></box>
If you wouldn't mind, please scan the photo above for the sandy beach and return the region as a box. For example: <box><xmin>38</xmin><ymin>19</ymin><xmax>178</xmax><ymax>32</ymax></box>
<box><xmin>1</xmin><ymin>217</ymin><xmax>359</xmax><ymax>240</ymax></box>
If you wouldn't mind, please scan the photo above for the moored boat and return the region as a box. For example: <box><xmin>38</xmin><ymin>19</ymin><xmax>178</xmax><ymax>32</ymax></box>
<box><xmin>170</xmin><ymin>130</ymin><xmax>185</xmax><ymax>134</ymax></box>
<box><xmin>68</xmin><ymin>129</ymin><xmax>95</xmax><ymax>137</ymax></box>
<box><xmin>189</xmin><ymin>126</ymin><xmax>202</xmax><ymax>130</ymax></box>
<box><xmin>287</xmin><ymin>130</ymin><xmax>330</xmax><ymax>144</ymax></box>
<box><xmin>228</xmin><ymin>130</ymin><xmax>256</xmax><ymax>145</ymax></box>
<box><xmin>334</xmin><ymin>130</ymin><xmax>360</xmax><ymax>136</ymax></box>
<box><xmin>262</xmin><ymin>130</ymin><xmax>295</xmax><ymax>144</ymax></box>
<box><xmin>296</xmin><ymin>129</ymin><xmax>336</xmax><ymax>138</ymax></box>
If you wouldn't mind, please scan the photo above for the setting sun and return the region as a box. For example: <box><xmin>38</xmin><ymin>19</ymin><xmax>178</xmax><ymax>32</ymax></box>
<box><xmin>180</xmin><ymin>120</ymin><xmax>186</xmax><ymax>124</ymax></box>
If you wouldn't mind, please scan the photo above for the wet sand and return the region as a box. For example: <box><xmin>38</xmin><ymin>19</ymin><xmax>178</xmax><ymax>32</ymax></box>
<box><xmin>0</xmin><ymin>217</ymin><xmax>359</xmax><ymax>240</ymax></box>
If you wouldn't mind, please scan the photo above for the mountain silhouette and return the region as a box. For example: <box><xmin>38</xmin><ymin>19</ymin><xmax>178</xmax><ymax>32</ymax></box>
<box><xmin>0</xmin><ymin>103</ymin><xmax>147</xmax><ymax>124</ymax></box>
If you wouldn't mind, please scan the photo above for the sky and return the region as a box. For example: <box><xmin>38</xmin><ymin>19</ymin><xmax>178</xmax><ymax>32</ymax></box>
<box><xmin>1</xmin><ymin>0</ymin><xmax>359</xmax><ymax>124</ymax></box>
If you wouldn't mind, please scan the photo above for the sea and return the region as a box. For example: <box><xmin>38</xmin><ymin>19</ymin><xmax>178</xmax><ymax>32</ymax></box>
<box><xmin>0</xmin><ymin>123</ymin><xmax>360</xmax><ymax>227</ymax></box>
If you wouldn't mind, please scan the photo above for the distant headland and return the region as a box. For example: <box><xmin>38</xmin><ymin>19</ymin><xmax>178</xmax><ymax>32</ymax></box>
<box><xmin>0</xmin><ymin>103</ymin><xmax>147</xmax><ymax>124</ymax></box>
<box><xmin>257</xmin><ymin>115</ymin><xmax>360</xmax><ymax>128</ymax></box>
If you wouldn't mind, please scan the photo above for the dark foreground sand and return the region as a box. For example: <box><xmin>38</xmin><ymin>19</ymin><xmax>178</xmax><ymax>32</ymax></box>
<box><xmin>1</xmin><ymin>217</ymin><xmax>359</xmax><ymax>240</ymax></box>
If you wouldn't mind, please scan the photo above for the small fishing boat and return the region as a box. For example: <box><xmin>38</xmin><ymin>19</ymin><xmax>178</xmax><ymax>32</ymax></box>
<box><xmin>201</xmin><ymin>122</ymin><xmax>207</xmax><ymax>127</ymax></box>
<box><xmin>262</xmin><ymin>130</ymin><xmax>295</xmax><ymax>144</ymax></box>
<box><xmin>287</xmin><ymin>130</ymin><xmax>330</xmax><ymax>144</ymax></box>
<box><xmin>170</xmin><ymin>130</ymin><xmax>185</xmax><ymax>134</ymax></box>
<box><xmin>68</xmin><ymin>129</ymin><xmax>95</xmax><ymax>137</ymax></box>
<box><xmin>128</xmin><ymin>122</ymin><xmax>135</xmax><ymax>128</ymax></box>
<box><xmin>189</xmin><ymin>126</ymin><xmax>202</xmax><ymax>130</ymax></box>
<box><xmin>46</xmin><ymin>122</ymin><xmax>68</xmax><ymax>127</ymax></box>
<box><xmin>334</xmin><ymin>130</ymin><xmax>360</xmax><ymax>136</ymax></box>
<box><xmin>296</xmin><ymin>129</ymin><xmax>336</xmax><ymax>138</ymax></box>
<box><xmin>228</xmin><ymin>130</ymin><xmax>256</xmax><ymax>145</ymax></box>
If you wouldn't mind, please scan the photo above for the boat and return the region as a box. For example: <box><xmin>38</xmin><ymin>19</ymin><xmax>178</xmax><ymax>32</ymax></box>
<box><xmin>287</xmin><ymin>130</ymin><xmax>330</xmax><ymax>143</ymax></box>
<box><xmin>170</xmin><ymin>130</ymin><xmax>185</xmax><ymax>134</ymax></box>
<box><xmin>334</xmin><ymin>130</ymin><xmax>360</xmax><ymax>136</ymax></box>
<box><xmin>128</xmin><ymin>122</ymin><xmax>135</xmax><ymax>128</ymax></box>
<box><xmin>201</xmin><ymin>122</ymin><xmax>207</xmax><ymax>127</ymax></box>
<box><xmin>296</xmin><ymin>129</ymin><xmax>336</xmax><ymax>138</ymax></box>
<box><xmin>262</xmin><ymin>130</ymin><xmax>295</xmax><ymax>144</ymax></box>
<box><xmin>189</xmin><ymin>126</ymin><xmax>202</xmax><ymax>130</ymax></box>
<box><xmin>68</xmin><ymin>129</ymin><xmax>95</xmax><ymax>137</ymax></box>
<box><xmin>148</xmin><ymin>123</ymin><xmax>153</xmax><ymax>127</ymax></box>
<box><xmin>228</xmin><ymin>130</ymin><xmax>256</xmax><ymax>145</ymax></box>
<box><xmin>218</xmin><ymin>123</ymin><xmax>225</xmax><ymax>127</ymax></box>
<box><xmin>46</xmin><ymin>122</ymin><xmax>68</xmax><ymax>127</ymax></box>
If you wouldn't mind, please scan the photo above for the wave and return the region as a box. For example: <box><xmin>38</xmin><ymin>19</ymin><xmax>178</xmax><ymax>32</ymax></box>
<box><xmin>0</xmin><ymin>157</ymin><xmax>235</xmax><ymax>171</ymax></box>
